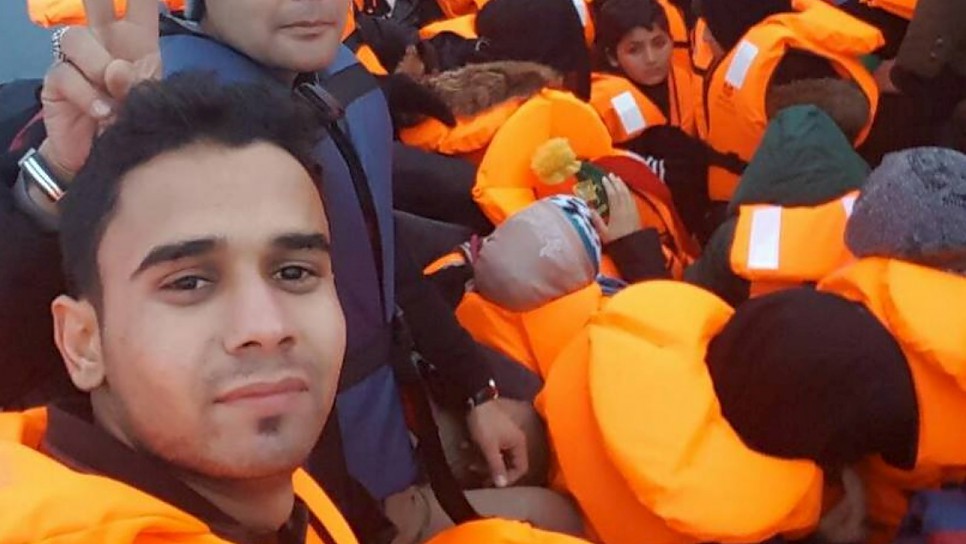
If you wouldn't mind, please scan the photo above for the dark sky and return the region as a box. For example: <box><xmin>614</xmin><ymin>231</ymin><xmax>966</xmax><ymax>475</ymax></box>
<box><xmin>1</xmin><ymin>2</ymin><xmax>55</xmax><ymax>82</ymax></box>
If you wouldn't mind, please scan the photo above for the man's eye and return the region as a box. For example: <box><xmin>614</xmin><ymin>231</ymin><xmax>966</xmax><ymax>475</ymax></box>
<box><xmin>274</xmin><ymin>265</ymin><xmax>317</xmax><ymax>282</ymax></box>
<box><xmin>163</xmin><ymin>276</ymin><xmax>212</xmax><ymax>291</ymax></box>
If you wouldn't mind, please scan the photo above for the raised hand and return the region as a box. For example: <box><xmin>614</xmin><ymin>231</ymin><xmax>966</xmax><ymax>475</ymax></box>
<box><xmin>591</xmin><ymin>174</ymin><xmax>642</xmax><ymax>244</ymax></box>
<box><xmin>40</xmin><ymin>0</ymin><xmax>162</xmax><ymax>179</ymax></box>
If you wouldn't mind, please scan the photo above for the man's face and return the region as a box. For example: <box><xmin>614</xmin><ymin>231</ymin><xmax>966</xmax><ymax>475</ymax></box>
<box><xmin>82</xmin><ymin>142</ymin><xmax>344</xmax><ymax>480</ymax></box>
<box><xmin>203</xmin><ymin>0</ymin><xmax>350</xmax><ymax>74</ymax></box>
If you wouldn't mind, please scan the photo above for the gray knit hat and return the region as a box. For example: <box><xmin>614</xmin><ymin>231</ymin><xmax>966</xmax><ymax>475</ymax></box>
<box><xmin>846</xmin><ymin>147</ymin><xmax>966</xmax><ymax>273</ymax></box>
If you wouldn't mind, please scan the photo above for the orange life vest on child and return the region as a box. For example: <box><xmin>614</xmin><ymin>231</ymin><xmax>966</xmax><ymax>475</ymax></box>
<box><xmin>537</xmin><ymin>281</ymin><xmax>824</xmax><ymax>544</ymax></box>
<box><xmin>697</xmin><ymin>0</ymin><xmax>882</xmax><ymax>202</ymax></box>
<box><xmin>29</xmin><ymin>0</ymin><xmax>185</xmax><ymax>26</ymax></box>
<box><xmin>818</xmin><ymin>258</ymin><xmax>966</xmax><ymax>544</ymax></box>
<box><xmin>0</xmin><ymin>408</ymin><xmax>358</xmax><ymax>544</ymax></box>
<box><xmin>730</xmin><ymin>191</ymin><xmax>858</xmax><ymax>297</ymax></box>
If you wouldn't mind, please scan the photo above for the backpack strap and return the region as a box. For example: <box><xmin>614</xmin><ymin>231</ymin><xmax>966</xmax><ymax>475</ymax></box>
<box><xmin>297</xmin><ymin>65</ymin><xmax>481</xmax><ymax>526</ymax></box>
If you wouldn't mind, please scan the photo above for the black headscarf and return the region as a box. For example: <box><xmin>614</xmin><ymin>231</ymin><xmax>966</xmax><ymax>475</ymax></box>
<box><xmin>706</xmin><ymin>288</ymin><xmax>920</xmax><ymax>473</ymax></box>
<box><xmin>696</xmin><ymin>0</ymin><xmax>791</xmax><ymax>53</ymax></box>
<box><xmin>474</xmin><ymin>0</ymin><xmax>592</xmax><ymax>99</ymax></box>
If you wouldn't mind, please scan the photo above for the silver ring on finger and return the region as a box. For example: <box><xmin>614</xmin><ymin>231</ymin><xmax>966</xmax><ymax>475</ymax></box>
<box><xmin>51</xmin><ymin>27</ymin><xmax>70</xmax><ymax>64</ymax></box>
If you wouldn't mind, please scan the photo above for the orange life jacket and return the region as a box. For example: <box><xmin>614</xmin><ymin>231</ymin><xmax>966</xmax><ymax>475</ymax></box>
<box><xmin>429</xmin><ymin>519</ymin><xmax>594</xmax><ymax>544</ymax></box>
<box><xmin>818</xmin><ymin>258</ymin><xmax>966</xmax><ymax>543</ymax></box>
<box><xmin>730</xmin><ymin>191</ymin><xmax>858</xmax><ymax>297</ymax></box>
<box><xmin>690</xmin><ymin>18</ymin><xmax>715</xmax><ymax>136</ymax></box>
<box><xmin>29</xmin><ymin>0</ymin><xmax>185</xmax><ymax>26</ymax></box>
<box><xmin>399</xmin><ymin>97</ymin><xmax>529</xmax><ymax>163</ymax></box>
<box><xmin>460</xmin><ymin>285</ymin><xmax>607</xmax><ymax>378</ymax></box>
<box><xmin>859</xmin><ymin>0</ymin><xmax>916</xmax><ymax>20</ymax></box>
<box><xmin>419</xmin><ymin>14</ymin><xmax>479</xmax><ymax>40</ymax></box>
<box><xmin>697</xmin><ymin>0</ymin><xmax>882</xmax><ymax>202</ymax></box>
<box><xmin>471</xmin><ymin>89</ymin><xmax>614</xmax><ymax>223</ymax></box>
<box><xmin>537</xmin><ymin>281</ymin><xmax>823</xmax><ymax>544</ymax></box>
<box><xmin>0</xmin><ymin>408</ymin><xmax>358</xmax><ymax>544</ymax></box>
<box><xmin>433</xmin><ymin>0</ymin><xmax>487</xmax><ymax>19</ymax></box>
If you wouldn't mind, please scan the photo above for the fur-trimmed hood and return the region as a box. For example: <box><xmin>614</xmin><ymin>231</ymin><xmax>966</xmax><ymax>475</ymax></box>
<box><xmin>421</xmin><ymin>61</ymin><xmax>561</xmax><ymax>118</ymax></box>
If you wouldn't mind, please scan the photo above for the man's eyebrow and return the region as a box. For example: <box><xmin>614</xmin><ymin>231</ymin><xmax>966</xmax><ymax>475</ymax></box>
<box><xmin>271</xmin><ymin>232</ymin><xmax>331</xmax><ymax>253</ymax></box>
<box><xmin>131</xmin><ymin>237</ymin><xmax>224</xmax><ymax>279</ymax></box>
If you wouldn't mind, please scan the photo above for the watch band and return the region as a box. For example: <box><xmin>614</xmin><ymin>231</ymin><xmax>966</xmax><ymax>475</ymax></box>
<box><xmin>13</xmin><ymin>166</ymin><xmax>61</xmax><ymax>233</ymax></box>
<box><xmin>467</xmin><ymin>379</ymin><xmax>500</xmax><ymax>409</ymax></box>
<box><xmin>18</xmin><ymin>147</ymin><xmax>66</xmax><ymax>202</ymax></box>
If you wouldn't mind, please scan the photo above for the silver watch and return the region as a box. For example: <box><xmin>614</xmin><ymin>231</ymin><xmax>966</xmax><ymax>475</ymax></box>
<box><xmin>18</xmin><ymin>147</ymin><xmax>66</xmax><ymax>202</ymax></box>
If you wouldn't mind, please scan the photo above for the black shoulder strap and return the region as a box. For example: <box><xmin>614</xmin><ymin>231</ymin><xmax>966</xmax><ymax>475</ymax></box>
<box><xmin>393</xmin><ymin>314</ymin><xmax>481</xmax><ymax>525</ymax></box>
<box><xmin>324</xmin><ymin>63</ymin><xmax>381</xmax><ymax>111</ymax></box>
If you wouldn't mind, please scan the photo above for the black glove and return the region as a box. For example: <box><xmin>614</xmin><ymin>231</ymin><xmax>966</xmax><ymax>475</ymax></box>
<box><xmin>381</xmin><ymin>73</ymin><xmax>457</xmax><ymax>129</ymax></box>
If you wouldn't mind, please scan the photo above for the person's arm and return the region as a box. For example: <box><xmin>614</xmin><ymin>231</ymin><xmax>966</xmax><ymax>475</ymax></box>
<box><xmin>592</xmin><ymin>174</ymin><xmax>672</xmax><ymax>282</ymax></box>
<box><xmin>394</xmin><ymin>233</ymin><xmax>529</xmax><ymax>487</ymax></box>
<box><xmin>395</xmin><ymin>233</ymin><xmax>494</xmax><ymax>399</ymax></box>
<box><xmin>682</xmin><ymin>219</ymin><xmax>750</xmax><ymax>306</ymax></box>
<box><xmin>604</xmin><ymin>229</ymin><xmax>671</xmax><ymax>282</ymax></box>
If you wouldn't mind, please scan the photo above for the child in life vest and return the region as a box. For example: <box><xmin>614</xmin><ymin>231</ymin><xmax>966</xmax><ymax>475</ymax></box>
<box><xmin>591</xmin><ymin>0</ymin><xmax>697</xmax><ymax>141</ymax></box>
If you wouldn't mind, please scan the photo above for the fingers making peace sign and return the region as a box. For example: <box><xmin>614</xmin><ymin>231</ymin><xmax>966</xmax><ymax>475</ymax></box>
<box><xmin>40</xmin><ymin>0</ymin><xmax>162</xmax><ymax>179</ymax></box>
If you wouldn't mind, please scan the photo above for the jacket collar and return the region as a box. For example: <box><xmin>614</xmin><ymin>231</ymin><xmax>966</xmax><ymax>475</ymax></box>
<box><xmin>43</xmin><ymin>399</ymin><xmax>311</xmax><ymax>544</ymax></box>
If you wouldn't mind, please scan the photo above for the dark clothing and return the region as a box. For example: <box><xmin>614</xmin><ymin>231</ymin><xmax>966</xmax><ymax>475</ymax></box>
<box><xmin>425</xmin><ymin>33</ymin><xmax>482</xmax><ymax>73</ymax></box>
<box><xmin>698</xmin><ymin>0</ymin><xmax>792</xmax><ymax>53</ymax></box>
<box><xmin>686</xmin><ymin>105</ymin><xmax>869</xmax><ymax>306</ymax></box>
<box><xmin>640</xmin><ymin>81</ymin><xmax>671</xmax><ymax>120</ymax></box>
<box><xmin>890</xmin><ymin>0</ymin><xmax>966</xmax><ymax>150</ymax></box>
<box><xmin>395</xmin><ymin>225</ymin><xmax>493</xmax><ymax>400</ymax></box>
<box><xmin>394</xmin><ymin>210</ymin><xmax>475</xmax><ymax>270</ymax></box>
<box><xmin>838</xmin><ymin>0</ymin><xmax>910</xmax><ymax>59</ymax></box>
<box><xmin>706</xmin><ymin>288</ymin><xmax>919</xmax><ymax>473</ymax></box>
<box><xmin>604</xmin><ymin>229</ymin><xmax>674</xmax><ymax>283</ymax></box>
<box><xmin>623</xmin><ymin>125</ymin><xmax>713</xmax><ymax>243</ymax></box>
<box><xmin>392</xmin><ymin>143</ymin><xmax>493</xmax><ymax>234</ymax></box>
<box><xmin>771</xmin><ymin>50</ymin><xmax>840</xmax><ymax>87</ymax></box>
<box><xmin>43</xmin><ymin>399</ymin><xmax>322</xmax><ymax>544</ymax></box>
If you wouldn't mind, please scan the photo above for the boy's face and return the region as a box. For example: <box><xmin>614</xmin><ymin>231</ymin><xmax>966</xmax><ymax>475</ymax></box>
<box><xmin>202</xmin><ymin>0</ymin><xmax>350</xmax><ymax>74</ymax></box>
<box><xmin>55</xmin><ymin>142</ymin><xmax>345</xmax><ymax>480</ymax></box>
<box><xmin>614</xmin><ymin>25</ymin><xmax>674</xmax><ymax>87</ymax></box>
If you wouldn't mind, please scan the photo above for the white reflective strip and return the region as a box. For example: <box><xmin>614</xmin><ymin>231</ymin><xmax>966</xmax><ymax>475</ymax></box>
<box><xmin>725</xmin><ymin>40</ymin><xmax>760</xmax><ymax>90</ymax></box>
<box><xmin>611</xmin><ymin>91</ymin><xmax>647</xmax><ymax>136</ymax></box>
<box><xmin>841</xmin><ymin>194</ymin><xmax>857</xmax><ymax>217</ymax></box>
<box><xmin>747</xmin><ymin>206</ymin><xmax>782</xmax><ymax>270</ymax></box>
<box><xmin>571</xmin><ymin>0</ymin><xmax>589</xmax><ymax>27</ymax></box>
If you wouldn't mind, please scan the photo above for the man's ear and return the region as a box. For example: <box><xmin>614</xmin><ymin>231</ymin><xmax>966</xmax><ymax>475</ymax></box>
<box><xmin>52</xmin><ymin>295</ymin><xmax>106</xmax><ymax>392</ymax></box>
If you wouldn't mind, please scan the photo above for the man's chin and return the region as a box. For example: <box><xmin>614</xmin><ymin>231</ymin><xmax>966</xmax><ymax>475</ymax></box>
<box><xmin>208</xmin><ymin>447</ymin><xmax>311</xmax><ymax>480</ymax></box>
<box><xmin>278</xmin><ymin>40</ymin><xmax>340</xmax><ymax>74</ymax></box>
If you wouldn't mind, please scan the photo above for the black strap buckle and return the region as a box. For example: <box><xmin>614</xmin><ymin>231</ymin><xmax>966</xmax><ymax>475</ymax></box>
<box><xmin>295</xmin><ymin>82</ymin><xmax>346</xmax><ymax>123</ymax></box>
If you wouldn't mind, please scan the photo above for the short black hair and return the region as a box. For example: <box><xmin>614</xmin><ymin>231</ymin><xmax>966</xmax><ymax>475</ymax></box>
<box><xmin>60</xmin><ymin>72</ymin><xmax>323</xmax><ymax>302</ymax></box>
<box><xmin>593</xmin><ymin>0</ymin><xmax>669</xmax><ymax>70</ymax></box>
